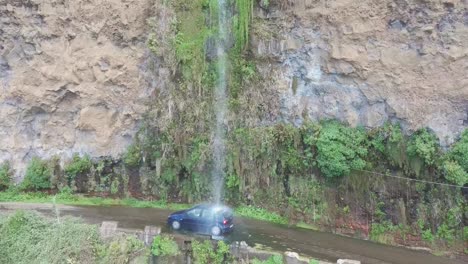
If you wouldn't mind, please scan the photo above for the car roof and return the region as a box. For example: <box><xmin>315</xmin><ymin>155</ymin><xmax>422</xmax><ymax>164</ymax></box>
<box><xmin>193</xmin><ymin>203</ymin><xmax>231</xmax><ymax>211</ymax></box>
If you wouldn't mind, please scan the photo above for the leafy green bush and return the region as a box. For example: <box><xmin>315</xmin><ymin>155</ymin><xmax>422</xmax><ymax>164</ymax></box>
<box><xmin>448</xmin><ymin>129</ymin><xmax>468</xmax><ymax>171</ymax></box>
<box><xmin>0</xmin><ymin>162</ymin><xmax>12</xmax><ymax>190</ymax></box>
<box><xmin>436</xmin><ymin>224</ymin><xmax>455</xmax><ymax>244</ymax></box>
<box><xmin>64</xmin><ymin>154</ymin><xmax>92</xmax><ymax>182</ymax></box>
<box><xmin>443</xmin><ymin>160</ymin><xmax>467</xmax><ymax>186</ymax></box>
<box><xmin>21</xmin><ymin>158</ymin><xmax>51</xmax><ymax>191</ymax></box>
<box><xmin>192</xmin><ymin>240</ymin><xmax>231</xmax><ymax>264</ymax></box>
<box><xmin>151</xmin><ymin>235</ymin><xmax>179</xmax><ymax>257</ymax></box>
<box><xmin>316</xmin><ymin>121</ymin><xmax>368</xmax><ymax>178</ymax></box>
<box><xmin>421</xmin><ymin>229</ymin><xmax>434</xmax><ymax>243</ymax></box>
<box><xmin>406</xmin><ymin>129</ymin><xmax>439</xmax><ymax>166</ymax></box>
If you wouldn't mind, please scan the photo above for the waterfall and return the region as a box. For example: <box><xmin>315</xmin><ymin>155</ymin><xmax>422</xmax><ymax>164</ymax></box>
<box><xmin>212</xmin><ymin>0</ymin><xmax>229</xmax><ymax>204</ymax></box>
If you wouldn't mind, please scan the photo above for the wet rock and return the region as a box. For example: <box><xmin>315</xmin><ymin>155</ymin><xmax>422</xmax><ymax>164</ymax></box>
<box><xmin>100</xmin><ymin>221</ymin><xmax>118</xmax><ymax>239</ymax></box>
<box><xmin>284</xmin><ymin>251</ymin><xmax>310</xmax><ymax>264</ymax></box>
<box><xmin>337</xmin><ymin>260</ymin><xmax>361</xmax><ymax>264</ymax></box>
<box><xmin>143</xmin><ymin>226</ymin><xmax>161</xmax><ymax>246</ymax></box>
<box><xmin>0</xmin><ymin>57</ymin><xmax>10</xmax><ymax>78</ymax></box>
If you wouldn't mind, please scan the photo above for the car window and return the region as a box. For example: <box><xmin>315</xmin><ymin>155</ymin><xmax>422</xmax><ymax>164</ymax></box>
<box><xmin>223</xmin><ymin>210</ymin><xmax>233</xmax><ymax>219</ymax></box>
<box><xmin>201</xmin><ymin>209</ymin><xmax>214</xmax><ymax>220</ymax></box>
<box><xmin>187</xmin><ymin>208</ymin><xmax>202</xmax><ymax>218</ymax></box>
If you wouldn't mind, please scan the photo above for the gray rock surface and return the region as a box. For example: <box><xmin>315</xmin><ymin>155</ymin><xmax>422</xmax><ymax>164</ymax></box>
<box><xmin>251</xmin><ymin>0</ymin><xmax>467</xmax><ymax>145</ymax></box>
<box><xmin>0</xmin><ymin>0</ymin><xmax>467</xmax><ymax>176</ymax></box>
<box><xmin>0</xmin><ymin>0</ymin><xmax>153</xmax><ymax>177</ymax></box>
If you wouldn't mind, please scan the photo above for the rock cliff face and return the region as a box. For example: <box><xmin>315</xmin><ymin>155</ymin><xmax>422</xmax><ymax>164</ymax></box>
<box><xmin>1</xmin><ymin>0</ymin><xmax>467</xmax><ymax>176</ymax></box>
<box><xmin>0</xmin><ymin>0</ymin><xmax>154</xmax><ymax>177</ymax></box>
<box><xmin>251</xmin><ymin>0</ymin><xmax>467</xmax><ymax>146</ymax></box>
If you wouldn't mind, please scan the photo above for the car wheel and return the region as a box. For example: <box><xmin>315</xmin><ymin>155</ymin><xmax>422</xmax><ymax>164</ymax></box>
<box><xmin>211</xmin><ymin>226</ymin><xmax>221</xmax><ymax>236</ymax></box>
<box><xmin>172</xmin><ymin>220</ymin><xmax>181</xmax><ymax>230</ymax></box>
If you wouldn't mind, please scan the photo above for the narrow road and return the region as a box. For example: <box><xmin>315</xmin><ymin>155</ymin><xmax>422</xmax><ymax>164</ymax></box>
<box><xmin>0</xmin><ymin>203</ymin><xmax>464</xmax><ymax>264</ymax></box>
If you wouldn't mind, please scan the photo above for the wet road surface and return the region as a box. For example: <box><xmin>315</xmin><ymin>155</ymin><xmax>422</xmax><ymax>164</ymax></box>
<box><xmin>0</xmin><ymin>203</ymin><xmax>465</xmax><ymax>264</ymax></box>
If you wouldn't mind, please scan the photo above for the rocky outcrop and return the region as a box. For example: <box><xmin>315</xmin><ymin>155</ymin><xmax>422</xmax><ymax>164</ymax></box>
<box><xmin>0</xmin><ymin>0</ymin><xmax>154</xmax><ymax>178</ymax></box>
<box><xmin>1</xmin><ymin>0</ymin><xmax>467</xmax><ymax>176</ymax></box>
<box><xmin>251</xmin><ymin>0</ymin><xmax>467</xmax><ymax>146</ymax></box>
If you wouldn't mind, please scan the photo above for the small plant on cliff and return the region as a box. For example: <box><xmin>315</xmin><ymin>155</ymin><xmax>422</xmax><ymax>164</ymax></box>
<box><xmin>315</xmin><ymin>121</ymin><xmax>368</xmax><ymax>178</ymax></box>
<box><xmin>442</xmin><ymin>160</ymin><xmax>467</xmax><ymax>186</ymax></box>
<box><xmin>447</xmin><ymin>129</ymin><xmax>468</xmax><ymax>171</ymax></box>
<box><xmin>21</xmin><ymin>157</ymin><xmax>51</xmax><ymax>191</ymax></box>
<box><xmin>123</xmin><ymin>144</ymin><xmax>141</xmax><ymax>167</ymax></box>
<box><xmin>151</xmin><ymin>235</ymin><xmax>179</xmax><ymax>257</ymax></box>
<box><xmin>442</xmin><ymin>129</ymin><xmax>468</xmax><ymax>186</ymax></box>
<box><xmin>0</xmin><ymin>162</ymin><xmax>12</xmax><ymax>190</ymax></box>
<box><xmin>406</xmin><ymin>128</ymin><xmax>439</xmax><ymax>166</ymax></box>
<box><xmin>64</xmin><ymin>154</ymin><xmax>92</xmax><ymax>182</ymax></box>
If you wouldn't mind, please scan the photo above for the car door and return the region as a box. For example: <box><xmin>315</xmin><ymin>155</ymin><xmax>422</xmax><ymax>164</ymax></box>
<box><xmin>184</xmin><ymin>208</ymin><xmax>203</xmax><ymax>232</ymax></box>
<box><xmin>199</xmin><ymin>208</ymin><xmax>215</xmax><ymax>234</ymax></box>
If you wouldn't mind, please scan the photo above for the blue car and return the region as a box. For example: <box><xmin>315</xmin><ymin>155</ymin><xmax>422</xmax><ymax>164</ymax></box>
<box><xmin>167</xmin><ymin>204</ymin><xmax>234</xmax><ymax>236</ymax></box>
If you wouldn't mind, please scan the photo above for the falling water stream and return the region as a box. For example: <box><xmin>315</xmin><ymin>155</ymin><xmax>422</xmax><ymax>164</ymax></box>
<box><xmin>211</xmin><ymin>0</ymin><xmax>229</xmax><ymax>204</ymax></box>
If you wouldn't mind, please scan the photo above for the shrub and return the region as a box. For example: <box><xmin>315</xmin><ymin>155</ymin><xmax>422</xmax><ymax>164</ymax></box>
<box><xmin>192</xmin><ymin>240</ymin><xmax>231</xmax><ymax>264</ymax></box>
<box><xmin>443</xmin><ymin>160</ymin><xmax>467</xmax><ymax>186</ymax></box>
<box><xmin>0</xmin><ymin>162</ymin><xmax>12</xmax><ymax>190</ymax></box>
<box><xmin>151</xmin><ymin>235</ymin><xmax>179</xmax><ymax>257</ymax></box>
<box><xmin>422</xmin><ymin>229</ymin><xmax>434</xmax><ymax>243</ymax></box>
<box><xmin>316</xmin><ymin>121</ymin><xmax>368</xmax><ymax>178</ymax></box>
<box><xmin>406</xmin><ymin>129</ymin><xmax>439</xmax><ymax>166</ymax></box>
<box><xmin>21</xmin><ymin>158</ymin><xmax>51</xmax><ymax>191</ymax></box>
<box><xmin>64</xmin><ymin>154</ymin><xmax>92</xmax><ymax>182</ymax></box>
<box><xmin>436</xmin><ymin>224</ymin><xmax>455</xmax><ymax>244</ymax></box>
<box><xmin>448</xmin><ymin>129</ymin><xmax>468</xmax><ymax>171</ymax></box>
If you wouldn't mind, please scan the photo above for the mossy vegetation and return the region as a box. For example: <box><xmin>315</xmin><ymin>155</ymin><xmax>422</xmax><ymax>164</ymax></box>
<box><xmin>233</xmin><ymin>0</ymin><xmax>254</xmax><ymax>52</ymax></box>
<box><xmin>21</xmin><ymin>157</ymin><xmax>51</xmax><ymax>191</ymax></box>
<box><xmin>0</xmin><ymin>162</ymin><xmax>11</xmax><ymax>191</ymax></box>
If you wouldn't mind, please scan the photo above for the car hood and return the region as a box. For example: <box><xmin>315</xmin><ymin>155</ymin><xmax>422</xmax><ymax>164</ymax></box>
<box><xmin>169</xmin><ymin>209</ymin><xmax>187</xmax><ymax>217</ymax></box>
